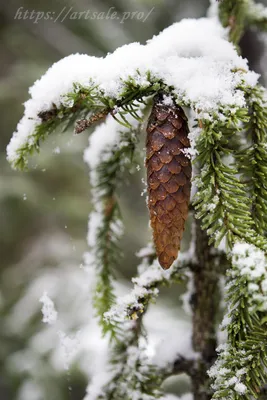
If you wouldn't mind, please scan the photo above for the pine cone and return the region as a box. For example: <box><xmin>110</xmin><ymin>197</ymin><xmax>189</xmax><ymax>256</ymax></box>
<box><xmin>146</xmin><ymin>94</ymin><xmax>191</xmax><ymax>269</ymax></box>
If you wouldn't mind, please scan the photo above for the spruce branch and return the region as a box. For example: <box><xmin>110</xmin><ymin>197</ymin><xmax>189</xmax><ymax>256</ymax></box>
<box><xmin>98</xmin><ymin>317</ymin><xmax>163</xmax><ymax>400</ymax></box>
<box><xmin>209</xmin><ymin>242</ymin><xmax>267</xmax><ymax>399</ymax></box>
<box><xmin>75</xmin><ymin>108</ymin><xmax>110</xmax><ymax>133</ymax></box>
<box><xmin>237</xmin><ymin>85</ymin><xmax>267</xmax><ymax>236</ymax></box>
<box><xmin>9</xmin><ymin>79</ymin><xmax>159</xmax><ymax>170</ymax></box>
<box><xmin>84</xmin><ymin>116</ymin><xmax>140</xmax><ymax>337</ymax></box>
<box><xmin>218</xmin><ymin>0</ymin><xmax>267</xmax><ymax>45</ymax></box>
<box><xmin>104</xmin><ymin>242</ymin><xmax>195</xmax><ymax>327</ymax></box>
<box><xmin>193</xmin><ymin>109</ymin><xmax>267</xmax><ymax>251</ymax></box>
<box><xmin>91</xmin><ymin>243</ymin><xmax>197</xmax><ymax>400</ymax></box>
<box><xmin>7</xmin><ymin>22</ymin><xmax>257</xmax><ymax>172</ymax></box>
<box><xmin>205</xmin><ymin>4</ymin><xmax>267</xmax><ymax>399</ymax></box>
<box><xmin>218</xmin><ymin>0</ymin><xmax>248</xmax><ymax>45</ymax></box>
<box><xmin>193</xmin><ymin>103</ymin><xmax>267</xmax><ymax>399</ymax></box>
<box><xmin>90</xmin><ymin>199</ymin><xmax>121</xmax><ymax>338</ymax></box>
<box><xmin>7</xmin><ymin>13</ymin><xmax>267</xmax><ymax>400</ymax></box>
<box><xmin>75</xmin><ymin>92</ymin><xmax>150</xmax><ymax>134</ymax></box>
<box><xmin>87</xmin><ymin>248</ymin><xmax>166</xmax><ymax>400</ymax></box>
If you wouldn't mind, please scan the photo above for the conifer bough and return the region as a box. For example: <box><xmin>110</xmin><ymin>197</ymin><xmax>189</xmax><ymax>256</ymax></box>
<box><xmin>6</xmin><ymin>3</ymin><xmax>267</xmax><ymax>398</ymax></box>
<box><xmin>146</xmin><ymin>93</ymin><xmax>191</xmax><ymax>269</ymax></box>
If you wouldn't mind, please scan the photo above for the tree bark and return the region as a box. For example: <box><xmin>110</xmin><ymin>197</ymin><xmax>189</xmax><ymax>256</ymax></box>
<box><xmin>190</xmin><ymin>220</ymin><xmax>221</xmax><ymax>400</ymax></box>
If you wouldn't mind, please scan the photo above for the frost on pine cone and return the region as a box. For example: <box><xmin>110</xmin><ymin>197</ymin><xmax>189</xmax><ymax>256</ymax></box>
<box><xmin>146</xmin><ymin>93</ymin><xmax>191</xmax><ymax>269</ymax></box>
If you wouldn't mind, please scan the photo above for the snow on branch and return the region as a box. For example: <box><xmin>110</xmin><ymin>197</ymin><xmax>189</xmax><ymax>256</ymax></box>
<box><xmin>85</xmin><ymin>337</ymin><xmax>163</xmax><ymax>400</ymax></box>
<box><xmin>84</xmin><ymin>241</ymin><xmax>197</xmax><ymax>400</ymax></box>
<box><xmin>104</xmin><ymin>242</ymin><xmax>195</xmax><ymax>328</ymax></box>
<box><xmin>193</xmin><ymin>103</ymin><xmax>267</xmax><ymax>252</ymax></box>
<box><xmin>83</xmin><ymin>114</ymin><xmax>140</xmax><ymax>336</ymax></box>
<box><xmin>39</xmin><ymin>291</ymin><xmax>58</xmax><ymax>325</ymax></box>
<box><xmin>239</xmin><ymin>86</ymin><xmax>267</xmax><ymax>236</ymax></box>
<box><xmin>7</xmin><ymin>18</ymin><xmax>258</xmax><ymax>169</ymax></box>
<box><xmin>85</xmin><ymin>248</ymin><xmax>162</xmax><ymax>399</ymax></box>
<box><xmin>209</xmin><ymin>242</ymin><xmax>267</xmax><ymax>399</ymax></box>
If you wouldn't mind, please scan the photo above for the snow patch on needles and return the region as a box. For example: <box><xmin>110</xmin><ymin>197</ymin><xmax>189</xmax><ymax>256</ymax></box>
<box><xmin>83</xmin><ymin>114</ymin><xmax>141</xmax><ymax>331</ymax></box>
<box><xmin>84</xmin><ymin>117</ymin><xmax>124</xmax><ymax>263</ymax></box>
<box><xmin>7</xmin><ymin>18</ymin><xmax>258</xmax><ymax>168</ymax></box>
<box><xmin>105</xmin><ymin>245</ymin><xmax>193</xmax><ymax>325</ymax></box>
<box><xmin>209</xmin><ymin>349</ymin><xmax>248</xmax><ymax>397</ymax></box>
<box><xmin>85</xmin><ymin>371</ymin><xmax>114</xmax><ymax>400</ymax></box>
<box><xmin>104</xmin><ymin>260</ymin><xmax>161</xmax><ymax>323</ymax></box>
<box><xmin>231</xmin><ymin>242</ymin><xmax>267</xmax><ymax>310</ymax></box>
<box><xmin>83</xmin><ymin>114</ymin><xmax>137</xmax><ymax>257</ymax></box>
<box><xmin>84</xmin><ymin>115</ymin><xmax>122</xmax><ymax>174</ymax></box>
<box><xmin>39</xmin><ymin>292</ymin><xmax>58</xmax><ymax>325</ymax></box>
<box><xmin>234</xmin><ymin>382</ymin><xmax>247</xmax><ymax>395</ymax></box>
<box><xmin>209</xmin><ymin>241</ymin><xmax>267</xmax><ymax>399</ymax></box>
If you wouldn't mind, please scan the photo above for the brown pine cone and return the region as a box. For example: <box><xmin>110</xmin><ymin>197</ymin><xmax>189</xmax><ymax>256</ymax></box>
<box><xmin>146</xmin><ymin>93</ymin><xmax>191</xmax><ymax>269</ymax></box>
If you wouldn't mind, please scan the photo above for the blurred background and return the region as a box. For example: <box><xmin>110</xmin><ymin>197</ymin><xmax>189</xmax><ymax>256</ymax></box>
<box><xmin>0</xmin><ymin>0</ymin><xmax>266</xmax><ymax>399</ymax></box>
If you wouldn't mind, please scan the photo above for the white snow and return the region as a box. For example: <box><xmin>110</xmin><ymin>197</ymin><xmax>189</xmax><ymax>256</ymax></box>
<box><xmin>7</xmin><ymin>17</ymin><xmax>258</xmax><ymax>168</ymax></box>
<box><xmin>83</xmin><ymin>115</ymin><xmax>137</xmax><ymax>265</ymax></box>
<box><xmin>83</xmin><ymin>115</ymin><xmax>121</xmax><ymax>173</ymax></box>
<box><xmin>84</xmin><ymin>116</ymin><xmax>120</xmax><ymax>251</ymax></box>
<box><xmin>135</xmin><ymin>243</ymin><xmax>155</xmax><ymax>259</ymax></box>
<box><xmin>87</xmin><ymin>211</ymin><xmax>103</xmax><ymax>248</ymax></box>
<box><xmin>104</xmin><ymin>254</ymin><xmax>163</xmax><ymax>323</ymax></box>
<box><xmin>85</xmin><ymin>371</ymin><xmax>113</xmax><ymax>400</ymax></box>
<box><xmin>57</xmin><ymin>330</ymin><xmax>81</xmax><ymax>370</ymax></box>
<box><xmin>247</xmin><ymin>0</ymin><xmax>267</xmax><ymax>20</ymax></box>
<box><xmin>232</xmin><ymin>242</ymin><xmax>266</xmax><ymax>280</ymax></box>
<box><xmin>234</xmin><ymin>382</ymin><xmax>247</xmax><ymax>394</ymax></box>
<box><xmin>162</xmin><ymin>94</ymin><xmax>174</xmax><ymax>106</ymax></box>
<box><xmin>105</xmin><ymin>242</ymin><xmax>195</xmax><ymax>326</ymax></box>
<box><xmin>181</xmin><ymin>271</ymin><xmax>194</xmax><ymax>316</ymax></box>
<box><xmin>209</xmin><ymin>241</ymin><xmax>267</xmax><ymax>397</ymax></box>
<box><xmin>39</xmin><ymin>292</ymin><xmax>58</xmax><ymax>325</ymax></box>
<box><xmin>231</xmin><ymin>242</ymin><xmax>267</xmax><ymax>311</ymax></box>
<box><xmin>207</xmin><ymin>0</ymin><xmax>220</xmax><ymax>20</ymax></box>
<box><xmin>152</xmin><ymin>322</ymin><xmax>198</xmax><ymax>368</ymax></box>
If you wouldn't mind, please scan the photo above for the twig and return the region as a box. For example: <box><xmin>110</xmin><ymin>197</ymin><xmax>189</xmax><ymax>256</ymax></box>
<box><xmin>173</xmin><ymin>355</ymin><xmax>197</xmax><ymax>377</ymax></box>
<box><xmin>75</xmin><ymin>109</ymin><xmax>111</xmax><ymax>133</ymax></box>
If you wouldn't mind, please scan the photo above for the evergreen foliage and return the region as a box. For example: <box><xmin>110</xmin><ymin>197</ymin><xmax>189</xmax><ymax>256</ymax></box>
<box><xmin>84</xmin><ymin>121</ymin><xmax>140</xmax><ymax>337</ymax></box>
<box><xmin>7</xmin><ymin>0</ymin><xmax>267</xmax><ymax>399</ymax></box>
<box><xmin>209</xmin><ymin>243</ymin><xmax>267</xmax><ymax>399</ymax></box>
<box><xmin>218</xmin><ymin>0</ymin><xmax>267</xmax><ymax>45</ymax></box>
<box><xmin>239</xmin><ymin>86</ymin><xmax>267</xmax><ymax>236</ymax></box>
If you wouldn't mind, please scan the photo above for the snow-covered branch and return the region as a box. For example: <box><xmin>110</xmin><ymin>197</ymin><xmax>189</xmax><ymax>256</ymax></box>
<box><xmin>6</xmin><ymin>5</ymin><xmax>267</xmax><ymax>399</ymax></box>
<box><xmin>209</xmin><ymin>242</ymin><xmax>267</xmax><ymax>399</ymax></box>
<box><xmin>7</xmin><ymin>18</ymin><xmax>258</xmax><ymax>170</ymax></box>
<box><xmin>104</xmin><ymin>242</ymin><xmax>195</xmax><ymax>326</ymax></box>
<box><xmin>84</xmin><ymin>114</ymin><xmax>140</xmax><ymax>335</ymax></box>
